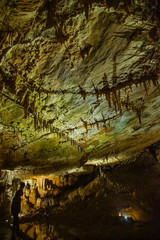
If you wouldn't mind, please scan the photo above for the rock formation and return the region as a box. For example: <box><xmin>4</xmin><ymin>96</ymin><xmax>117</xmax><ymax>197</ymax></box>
<box><xmin>0</xmin><ymin>1</ymin><xmax>160</xmax><ymax>239</ymax></box>
<box><xmin>0</xmin><ymin>0</ymin><xmax>160</xmax><ymax>169</ymax></box>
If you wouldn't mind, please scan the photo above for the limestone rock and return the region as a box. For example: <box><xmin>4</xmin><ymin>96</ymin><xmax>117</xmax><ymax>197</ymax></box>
<box><xmin>0</xmin><ymin>0</ymin><xmax>160</xmax><ymax>171</ymax></box>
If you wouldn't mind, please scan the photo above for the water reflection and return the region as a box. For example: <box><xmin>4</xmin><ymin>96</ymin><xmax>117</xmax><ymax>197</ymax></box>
<box><xmin>20</xmin><ymin>223</ymin><xmax>63</xmax><ymax>240</ymax></box>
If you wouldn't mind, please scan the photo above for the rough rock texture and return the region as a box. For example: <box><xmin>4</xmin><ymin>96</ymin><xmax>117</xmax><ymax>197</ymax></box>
<box><xmin>0</xmin><ymin>167</ymin><xmax>95</xmax><ymax>218</ymax></box>
<box><xmin>0</xmin><ymin>0</ymin><xmax>160</xmax><ymax>168</ymax></box>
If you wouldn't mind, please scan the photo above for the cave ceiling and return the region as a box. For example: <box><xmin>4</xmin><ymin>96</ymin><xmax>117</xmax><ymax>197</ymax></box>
<box><xmin>0</xmin><ymin>0</ymin><xmax>160</xmax><ymax>170</ymax></box>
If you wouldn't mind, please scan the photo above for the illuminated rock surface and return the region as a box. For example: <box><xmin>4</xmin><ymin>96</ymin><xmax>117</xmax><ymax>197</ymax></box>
<box><xmin>0</xmin><ymin>0</ymin><xmax>160</xmax><ymax>239</ymax></box>
<box><xmin>0</xmin><ymin>0</ymin><xmax>160</xmax><ymax>168</ymax></box>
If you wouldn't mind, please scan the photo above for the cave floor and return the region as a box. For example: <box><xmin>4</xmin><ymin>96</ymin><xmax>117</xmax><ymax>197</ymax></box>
<box><xmin>1</xmin><ymin>215</ymin><xmax>160</xmax><ymax>240</ymax></box>
<box><xmin>2</xmin><ymin>193</ymin><xmax>160</xmax><ymax>240</ymax></box>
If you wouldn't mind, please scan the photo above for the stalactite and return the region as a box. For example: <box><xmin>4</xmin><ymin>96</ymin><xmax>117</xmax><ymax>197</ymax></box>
<box><xmin>92</xmin><ymin>82</ymin><xmax>99</xmax><ymax>102</ymax></box>
<box><xmin>39</xmin><ymin>118</ymin><xmax>43</xmax><ymax>129</ymax></box>
<box><xmin>67</xmin><ymin>136</ymin><xmax>70</xmax><ymax>141</ymax></box>
<box><xmin>46</xmin><ymin>121</ymin><xmax>49</xmax><ymax>130</ymax></box>
<box><xmin>117</xmin><ymin>89</ymin><xmax>122</xmax><ymax>113</ymax></box>
<box><xmin>80</xmin><ymin>48</ymin><xmax>85</xmax><ymax>60</ymax></box>
<box><xmin>78</xmin><ymin>144</ymin><xmax>83</xmax><ymax>153</ymax></box>
<box><xmin>43</xmin><ymin>120</ymin><xmax>46</xmax><ymax>131</ymax></box>
<box><xmin>81</xmin><ymin>0</ymin><xmax>89</xmax><ymax>19</ymax></box>
<box><xmin>80</xmin><ymin>118</ymin><xmax>88</xmax><ymax>133</ymax></box>
<box><xmin>131</xmin><ymin>102</ymin><xmax>135</xmax><ymax>112</ymax></box>
<box><xmin>105</xmin><ymin>92</ymin><xmax>111</xmax><ymax>108</ymax></box>
<box><xmin>101</xmin><ymin>113</ymin><xmax>107</xmax><ymax>131</ymax></box>
<box><xmin>126</xmin><ymin>93</ymin><xmax>130</xmax><ymax>111</ymax></box>
<box><xmin>79</xmin><ymin>85</ymin><xmax>87</xmax><ymax>100</ymax></box>
<box><xmin>73</xmin><ymin>140</ymin><xmax>77</xmax><ymax>146</ymax></box>
<box><xmin>134</xmin><ymin>80</ymin><xmax>138</xmax><ymax>88</ymax></box>
<box><xmin>108</xmin><ymin>92</ymin><xmax>111</xmax><ymax>108</ymax></box>
<box><xmin>108</xmin><ymin>117</ymin><xmax>111</xmax><ymax>127</ymax></box>
<box><xmin>80</xmin><ymin>146</ymin><xmax>83</xmax><ymax>153</ymax></box>
<box><xmin>156</xmin><ymin>81</ymin><xmax>160</xmax><ymax>92</ymax></box>
<box><xmin>102</xmin><ymin>73</ymin><xmax>108</xmax><ymax>85</ymax></box>
<box><xmin>94</xmin><ymin>118</ymin><xmax>99</xmax><ymax>130</ymax></box>
<box><xmin>50</xmin><ymin>125</ymin><xmax>53</xmax><ymax>133</ymax></box>
<box><xmin>56</xmin><ymin>131</ymin><xmax>59</xmax><ymax>138</ymax></box>
<box><xmin>151</xmin><ymin>78</ymin><xmax>158</xmax><ymax>87</ymax></box>
<box><xmin>13</xmin><ymin>149</ymin><xmax>16</xmax><ymax>160</ymax></box>
<box><xmin>34</xmin><ymin>115</ymin><xmax>37</xmax><ymax>130</ymax></box>
<box><xmin>129</xmin><ymin>83</ymin><xmax>132</xmax><ymax>91</ymax></box>
<box><xmin>136</xmin><ymin>109</ymin><xmax>142</xmax><ymax>124</ymax></box>
<box><xmin>148</xmin><ymin>79</ymin><xmax>151</xmax><ymax>87</ymax></box>
<box><xmin>23</xmin><ymin>94</ymin><xmax>29</xmax><ymax>119</ymax></box>
<box><xmin>80</xmin><ymin>44</ymin><xmax>92</xmax><ymax>60</ymax></box>
<box><xmin>49</xmin><ymin>123</ymin><xmax>52</xmax><ymax>132</ymax></box>
<box><xmin>30</xmin><ymin>101</ymin><xmax>35</xmax><ymax>114</ymax></box>
<box><xmin>68</xmin><ymin>128</ymin><xmax>75</xmax><ymax>135</ymax></box>
<box><xmin>105</xmin><ymin>93</ymin><xmax>108</xmax><ymax>102</ymax></box>
<box><xmin>71</xmin><ymin>128</ymin><xmax>74</xmax><ymax>134</ymax></box>
<box><xmin>0</xmin><ymin>82</ymin><xmax>4</xmax><ymax>95</ymax></box>
<box><xmin>51</xmin><ymin>127</ymin><xmax>55</xmax><ymax>133</ymax></box>
<box><xmin>38</xmin><ymin>88</ymin><xmax>41</xmax><ymax>100</ymax></box>
<box><xmin>89</xmin><ymin>121</ymin><xmax>93</xmax><ymax>129</ymax></box>
<box><xmin>143</xmin><ymin>81</ymin><xmax>148</xmax><ymax>95</ymax></box>
<box><xmin>112</xmin><ymin>92</ymin><xmax>118</xmax><ymax>113</ymax></box>
<box><xmin>102</xmin><ymin>73</ymin><xmax>109</xmax><ymax>97</ymax></box>
<box><xmin>24</xmin><ymin>104</ymin><xmax>28</xmax><ymax>119</ymax></box>
<box><xmin>70</xmin><ymin>139</ymin><xmax>73</xmax><ymax>146</ymax></box>
<box><xmin>112</xmin><ymin>54</ymin><xmax>117</xmax><ymax>85</ymax></box>
<box><xmin>55</xmin><ymin>26</ymin><xmax>69</xmax><ymax>44</ymax></box>
<box><xmin>36</xmin><ymin>118</ymin><xmax>39</xmax><ymax>130</ymax></box>
<box><xmin>78</xmin><ymin>145</ymin><xmax>80</xmax><ymax>153</ymax></box>
<box><xmin>59</xmin><ymin>131</ymin><xmax>62</xmax><ymax>138</ymax></box>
